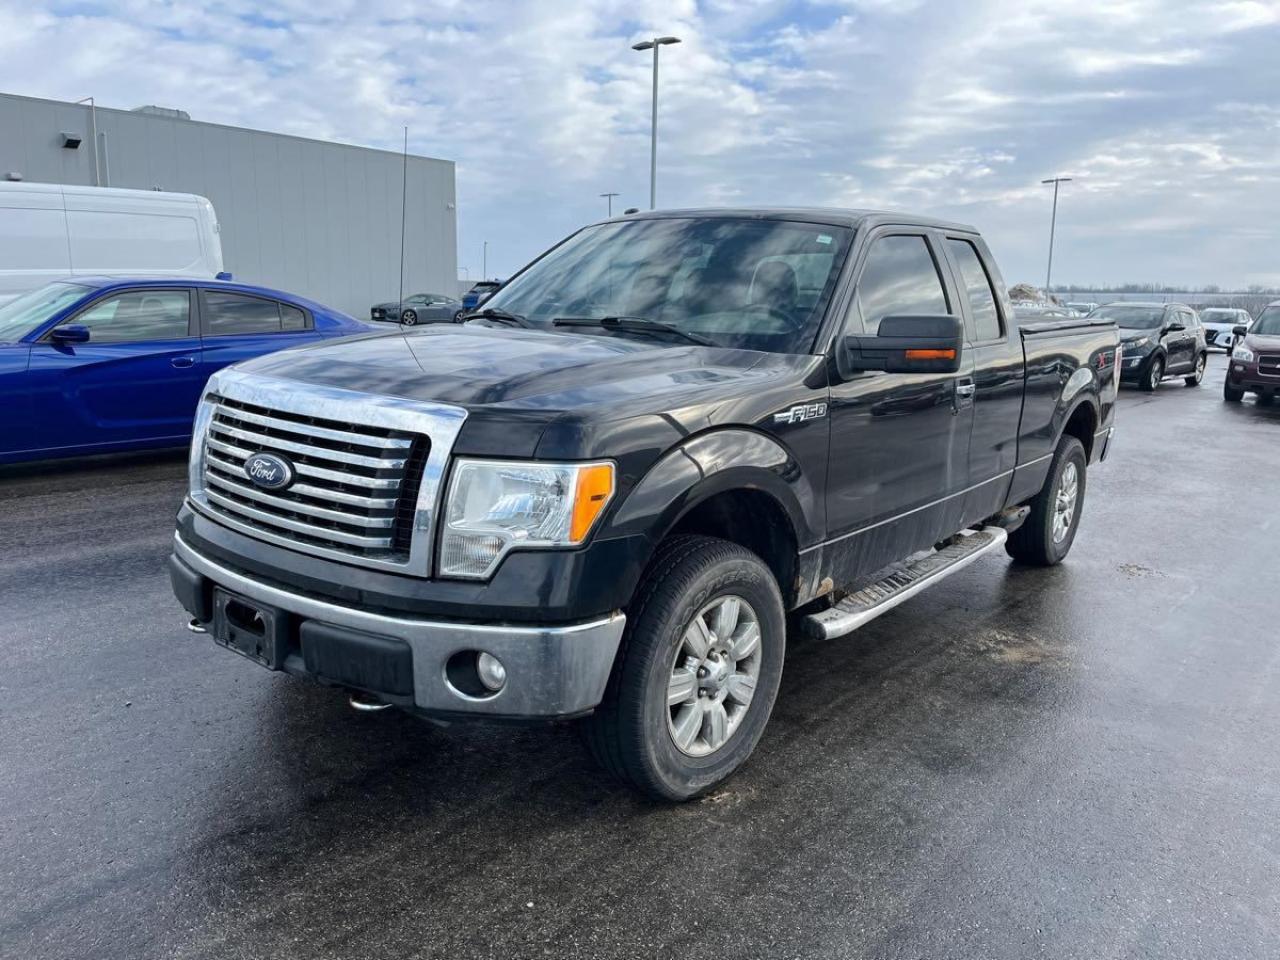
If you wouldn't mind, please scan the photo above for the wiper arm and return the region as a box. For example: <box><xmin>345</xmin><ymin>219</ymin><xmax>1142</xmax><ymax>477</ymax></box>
<box><xmin>464</xmin><ymin>307</ymin><xmax>532</xmax><ymax>328</ymax></box>
<box><xmin>552</xmin><ymin>315</ymin><xmax>712</xmax><ymax>347</ymax></box>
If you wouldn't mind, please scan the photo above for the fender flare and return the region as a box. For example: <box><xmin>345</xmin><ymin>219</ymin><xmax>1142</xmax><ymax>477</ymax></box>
<box><xmin>603</xmin><ymin>428</ymin><xmax>820</xmax><ymax>552</ymax></box>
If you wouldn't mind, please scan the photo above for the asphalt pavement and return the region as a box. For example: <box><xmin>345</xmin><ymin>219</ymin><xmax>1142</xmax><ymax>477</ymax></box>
<box><xmin>2</xmin><ymin>353</ymin><xmax>1278</xmax><ymax>960</ymax></box>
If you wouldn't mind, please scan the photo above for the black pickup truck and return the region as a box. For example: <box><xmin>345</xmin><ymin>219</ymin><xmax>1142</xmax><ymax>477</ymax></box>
<box><xmin>170</xmin><ymin>208</ymin><xmax>1119</xmax><ymax>800</ymax></box>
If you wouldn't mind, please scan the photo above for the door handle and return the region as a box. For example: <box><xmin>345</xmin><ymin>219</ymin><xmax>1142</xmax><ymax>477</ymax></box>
<box><xmin>955</xmin><ymin>382</ymin><xmax>977</xmax><ymax>398</ymax></box>
<box><xmin>171</xmin><ymin>356</ymin><xmax>195</xmax><ymax>369</ymax></box>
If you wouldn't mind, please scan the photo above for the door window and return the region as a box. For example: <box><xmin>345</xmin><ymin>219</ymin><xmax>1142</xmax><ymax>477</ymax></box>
<box><xmin>70</xmin><ymin>290</ymin><xmax>191</xmax><ymax>342</ymax></box>
<box><xmin>946</xmin><ymin>239</ymin><xmax>1002</xmax><ymax>341</ymax></box>
<box><xmin>852</xmin><ymin>235</ymin><xmax>950</xmax><ymax>335</ymax></box>
<box><xmin>202</xmin><ymin>292</ymin><xmax>308</xmax><ymax>335</ymax></box>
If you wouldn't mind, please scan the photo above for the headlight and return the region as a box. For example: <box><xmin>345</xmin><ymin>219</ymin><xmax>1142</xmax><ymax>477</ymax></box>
<box><xmin>1233</xmin><ymin>345</ymin><xmax>1255</xmax><ymax>362</ymax></box>
<box><xmin>1126</xmin><ymin>337</ymin><xmax>1150</xmax><ymax>349</ymax></box>
<box><xmin>439</xmin><ymin>459</ymin><xmax>616</xmax><ymax>579</ymax></box>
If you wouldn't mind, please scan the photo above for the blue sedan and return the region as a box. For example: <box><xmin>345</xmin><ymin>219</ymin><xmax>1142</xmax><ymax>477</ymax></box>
<box><xmin>0</xmin><ymin>276</ymin><xmax>370</xmax><ymax>464</ymax></box>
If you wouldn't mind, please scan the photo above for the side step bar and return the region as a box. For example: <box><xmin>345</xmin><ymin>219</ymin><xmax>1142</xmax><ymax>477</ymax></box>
<box><xmin>803</xmin><ymin>526</ymin><xmax>1009</xmax><ymax>641</ymax></box>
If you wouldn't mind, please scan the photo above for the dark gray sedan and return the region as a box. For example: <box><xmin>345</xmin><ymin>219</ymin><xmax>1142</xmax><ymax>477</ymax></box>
<box><xmin>369</xmin><ymin>292</ymin><xmax>462</xmax><ymax>325</ymax></box>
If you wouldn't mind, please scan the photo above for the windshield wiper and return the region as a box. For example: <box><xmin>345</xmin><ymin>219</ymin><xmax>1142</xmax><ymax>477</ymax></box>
<box><xmin>552</xmin><ymin>316</ymin><xmax>712</xmax><ymax>347</ymax></box>
<box><xmin>464</xmin><ymin>307</ymin><xmax>532</xmax><ymax>328</ymax></box>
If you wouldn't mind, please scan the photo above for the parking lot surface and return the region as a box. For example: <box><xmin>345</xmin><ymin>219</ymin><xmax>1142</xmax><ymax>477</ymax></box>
<box><xmin>2</xmin><ymin>354</ymin><xmax>1277</xmax><ymax>960</ymax></box>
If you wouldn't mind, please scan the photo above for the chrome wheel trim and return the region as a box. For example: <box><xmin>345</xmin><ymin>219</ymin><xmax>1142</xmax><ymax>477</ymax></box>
<box><xmin>1194</xmin><ymin>354</ymin><xmax>1205</xmax><ymax>382</ymax></box>
<box><xmin>1149</xmin><ymin>360</ymin><xmax>1162</xmax><ymax>389</ymax></box>
<box><xmin>401</xmin><ymin>310</ymin><xmax>417</xmax><ymax>325</ymax></box>
<box><xmin>666</xmin><ymin>595</ymin><xmax>762</xmax><ymax>758</ymax></box>
<box><xmin>1052</xmin><ymin>460</ymin><xmax>1079</xmax><ymax>544</ymax></box>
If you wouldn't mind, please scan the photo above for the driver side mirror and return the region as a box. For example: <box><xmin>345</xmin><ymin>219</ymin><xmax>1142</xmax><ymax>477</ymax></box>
<box><xmin>1165</xmin><ymin>321</ymin><xmax>1186</xmax><ymax>333</ymax></box>
<box><xmin>1233</xmin><ymin>324</ymin><xmax>1248</xmax><ymax>338</ymax></box>
<box><xmin>843</xmin><ymin>315</ymin><xmax>964</xmax><ymax>375</ymax></box>
<box><xmin>50</xmin><ymin>323</ymin><xmax>91</xmax><ymax>344</ymax></box>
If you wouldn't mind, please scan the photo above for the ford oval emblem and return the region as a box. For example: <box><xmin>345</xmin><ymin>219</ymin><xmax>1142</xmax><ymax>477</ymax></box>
<box><xmin>243</xmin><ymin>452</ymin><xmax>295</xmax><ymax>491</ymax></box>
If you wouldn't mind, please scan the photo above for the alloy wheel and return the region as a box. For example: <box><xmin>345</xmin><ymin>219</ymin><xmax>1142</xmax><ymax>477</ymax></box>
<box><xmin>666</xmin><ymin>595</ymin><xmax>762</xmax><ymax>757</ymax></box>
<box><xmin>1052</xmin><ymin>461</ymin><xmax>1079</xmax><ymax>544</ymax></box>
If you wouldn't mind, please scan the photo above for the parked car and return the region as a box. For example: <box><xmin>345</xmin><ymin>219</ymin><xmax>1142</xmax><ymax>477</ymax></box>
<box><xmin>1199</xmin><ymin>307</ymin><xmax>1252</xmax><ymax>351</ymax></box>
<box><xmin>1224</xmin><ymin>302</ymin><xmax>1280</xmax><ymax>403</ymax></box>
<box><xmin>1066</xmin><ymin>302</ymin><xmax>1098</xmax><ymax>315</ymax></box>
<box><xmin>170</xmin><ymin>208</ymin><xmax>1118</xmax><ymax>800</ymax></box>
<box><xmin>369</xmin><ymin>292</ymin><xmax>460</xmax><ymax>325</ymax></box>
<box><xmin>0</xmin><ymin>182</ymin><xmax>224</xmax><ymax>306</ymax></box>
<box><xmin>459</xmin><ymin>280</ymin><xmax>502</xmax><ymax>317</ymax></box>
<box><xmin>1091</xmin><ymin>301</ymin><xmax>1208</xmax><ymax>391</ymax></box>
<box><xmin>0</xmin><ymin>276</ymin><xmax>369</xmax><ymax>464</ymax></box>
<box><xmin>1013</xmin><ymin>304</ymin><xmax>1075</xmax><ymax>320</ymax></box>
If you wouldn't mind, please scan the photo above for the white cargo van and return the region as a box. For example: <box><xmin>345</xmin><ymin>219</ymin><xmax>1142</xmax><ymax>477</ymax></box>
<box><xmin>0</xmin><ymin>182</ymin><xmax>224</xmax><ymax>304</ymax></box>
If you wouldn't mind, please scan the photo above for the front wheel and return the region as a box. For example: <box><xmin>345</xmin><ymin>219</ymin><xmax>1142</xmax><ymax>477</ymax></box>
<box><xmin>1006</xmin><ymin>435</ymin><xmax>1087</xmax><ymax>567</ymax></box>
<box><xmin>582</xmin><ymin>535</ymin><xmax>785</xmax><ymax>801</ymax></box>
<box><xmin>1140</xmin><ymin>356</ymin><xmax>1164</xmax><ymax>392</ymax></box>
<box><xmin>1185</xmin><ymin>353</ymin><xmax>1206</xmax><ymax>387</ymax></box>
<box><xmin>400</xmin><ymin>309</ymin><xmax>418</xmax><ymax>326</ymax></box>
<box><xmin>1224</xmin><ymin>382</ymin><xmax>1244</xmax><ymax>403</ymax></box>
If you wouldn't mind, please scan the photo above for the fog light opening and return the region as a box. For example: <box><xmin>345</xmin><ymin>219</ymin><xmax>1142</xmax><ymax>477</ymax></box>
<box><xmin>444</xmin><ymin>650</ymin><xmax>507</xmax><ymax>700</ymax></box>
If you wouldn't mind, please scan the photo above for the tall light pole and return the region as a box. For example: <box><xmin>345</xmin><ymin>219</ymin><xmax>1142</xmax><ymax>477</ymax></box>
<box><xmin>632</xmin><ymin>36</ymin><xmax>681</xmax><ymax>210</ymax></box>
<box><xmin>482</xmin><ymin>241</ymin><xmax>488</xmax><ymax>280</ymax></box>
<box><xmin>1041</xmin><ymin>176</ymin><xmax>1072</xmax><ymax>299</ymax></box>
<box><xmin>600</xmin><ymin>192</ymin><xmax>620</xmax><ymax>217</ymax></box>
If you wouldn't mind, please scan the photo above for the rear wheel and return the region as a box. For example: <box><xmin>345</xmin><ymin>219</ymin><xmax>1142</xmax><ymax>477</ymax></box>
<box><xmin>582</xmin><ymin>535</ymin><xmax>785</xmax><ymax>801</ymax></box>
<box><xmin>1224</xmin><ymin>381</ymin><xmax>1244</xmax><ymax>402</ymax></box>
<box><xmin>1006</xmin><ymin>435</ymin><xmax>1087</xmax><ymax>567</ymax></box>
<box><xmin>1185</xmin><ymin>352</ymin><xmax>1206</xmax><ymax>387</ymax></box>
<box><xmin>1140</xmin><ymin>356</ymin><xmax>1164</xmax><ymax>392</ymax></box>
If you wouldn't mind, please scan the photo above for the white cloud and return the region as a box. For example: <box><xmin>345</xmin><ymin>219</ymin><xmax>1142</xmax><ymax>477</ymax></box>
<box><xmin>0</xmin><ymin>0</ymin><xmax>1277</xmax><ymax>287</ymax></box>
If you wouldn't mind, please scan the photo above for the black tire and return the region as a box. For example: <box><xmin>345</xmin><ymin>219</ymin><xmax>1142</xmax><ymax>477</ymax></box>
<box><xmin>454</xmin><ymin>310</ymin><xmax>466</xmax><ymax>323</ymax></box>
<box><xmin>401</xmin><ymin>309</ymin><xmax>418</xmax><ymax>326</ymax></box>
<box><xmin>1005</xmin><ymin>436</ymin><xmax>1087</xmax><ymax>567</ymax></box>
<box><xmin>581</xmin><ymin>535</ymin><xmax>785</xmax><ymax>801</ymax></box>
<box><xmin>1184</xmin><ymin>352</ymin><xmax>1206</xmax><ymax>387</ymax></box>
<box><xmin>1139</xmin><ymin>355</ymin><xmax>1164</xmax><ymax>392</ymax></box>
<box><xmin>1224</xmin><ymin>382</ymin><xmax>1244</xmax><ymax>403</ymax></box>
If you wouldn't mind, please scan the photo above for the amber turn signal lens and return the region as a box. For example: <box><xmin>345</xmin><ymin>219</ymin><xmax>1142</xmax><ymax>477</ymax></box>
<box><xmin>904</xmin><ymin>348</ymin><xmax>956</xmax><ymax>360</ymax></box>
<box><xmin>570</xmin><ymin>463</ymin><xmax>615</xmax><ymax>542</ymax></box>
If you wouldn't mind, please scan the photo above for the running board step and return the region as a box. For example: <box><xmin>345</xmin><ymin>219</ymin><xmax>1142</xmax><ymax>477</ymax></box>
<box><xmin>803</xmin><ymin>526</ymin><xmax>1008</xmax><ymax>641</ymax></box>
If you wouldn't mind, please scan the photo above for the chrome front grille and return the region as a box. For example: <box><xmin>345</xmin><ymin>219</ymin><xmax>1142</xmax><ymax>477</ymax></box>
<box><xmin>1258</xmin><ymin>354</ymin><xmax>1280</xmax><ymax>378</ymax></box>
<box><xmin>189</xmin><ymin>368</ymin><xmax>468</xmax><ymax>576</ymax></box>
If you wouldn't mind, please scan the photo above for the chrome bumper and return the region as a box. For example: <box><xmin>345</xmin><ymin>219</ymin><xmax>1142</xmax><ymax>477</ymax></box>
<box><xmin>173</xmin><ymin>534</ymin><xmax>625</xmax><ymax>718</ymax></box>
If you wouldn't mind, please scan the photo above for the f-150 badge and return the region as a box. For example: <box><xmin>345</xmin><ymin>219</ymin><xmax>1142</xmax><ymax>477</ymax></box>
<box><xmin>773</xmin><ymin>402</ymin><xmax>828</xmax><ymax>425</ymax></box>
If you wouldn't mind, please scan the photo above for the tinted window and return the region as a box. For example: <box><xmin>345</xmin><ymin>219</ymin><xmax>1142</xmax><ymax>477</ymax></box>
<box><xmin>947</xmin><ymin>239</ymin><xmax>1002</xmax><ymax>340</ymax></box>
<box><xmin>280</xmin><ymin>303</ymin><xmax>307</xmax><ymax>331</ymax></box>
<box><xmin>204</xmin><ymin>292</ymin><xmax>281</xmax><ymax>335</ymax></box>
<box><xmin>1091</xmin><ymin>305</ymin><xmax>1164</xmax><ymax>329</ymax></box>
<box><xmin>72</xmin><ymin>290</ymin><xmax>190</xmax><ymax>343</ymax></box>
<box><xmin>854</xmin><ymin>235</ymin><xmax>949</xmax><ymax>335</ymax></box>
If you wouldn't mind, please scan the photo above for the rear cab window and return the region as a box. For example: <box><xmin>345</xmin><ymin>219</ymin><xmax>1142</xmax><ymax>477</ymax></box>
<box><xmin>946</xmin><ymin>238</ymin><xmax>1004</xmax><ymax>342</ymax></box>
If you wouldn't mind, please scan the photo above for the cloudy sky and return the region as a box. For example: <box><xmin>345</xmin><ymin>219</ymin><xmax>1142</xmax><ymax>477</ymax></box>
<box><xmin>2</xmin><ymin>0</ymin><xmax>1278</xmax><ymax>288</ymax></box>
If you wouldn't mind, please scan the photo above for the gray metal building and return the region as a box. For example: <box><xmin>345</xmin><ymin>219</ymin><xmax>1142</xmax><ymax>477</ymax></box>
<box><xmin>0</xmin><ymin>91</ymin><xmax>457</xmax><ymax>318</ymax></box>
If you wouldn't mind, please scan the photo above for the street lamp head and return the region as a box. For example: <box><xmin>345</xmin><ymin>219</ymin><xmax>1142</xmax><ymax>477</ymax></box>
<box><xmin>632</xmin><ymin>36</ymin><xmax>681</xmax><ymax>50</ymax></box>
<box><xmin>1041</xmin><ymin>177</ymin><xmax>1073</xmax><ymax>184</ymax></box>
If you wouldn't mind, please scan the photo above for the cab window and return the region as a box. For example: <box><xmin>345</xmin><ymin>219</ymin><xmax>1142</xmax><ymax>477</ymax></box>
<box><xmin>851</xmin><ymin>235</ymin><xmax>950</xmax><ymax>336</ymax></box>
<box><xmin>946</xmin><ymin>239</ymin><xmax>1003</xmax><ymax>341</ymax></box>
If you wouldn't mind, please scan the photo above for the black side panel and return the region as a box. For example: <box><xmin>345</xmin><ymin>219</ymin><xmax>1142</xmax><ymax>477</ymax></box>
<box><xmin>300</xmin><ymin>621</ymin><xmax>414</xmax><ymax>697</ymax></box>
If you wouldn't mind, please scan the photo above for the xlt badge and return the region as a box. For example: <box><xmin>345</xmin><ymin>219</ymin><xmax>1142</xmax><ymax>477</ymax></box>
<box><xmin>773</xmin><ymin>402</ymin><xmax>828</xmax><ymax>425</ymax></box>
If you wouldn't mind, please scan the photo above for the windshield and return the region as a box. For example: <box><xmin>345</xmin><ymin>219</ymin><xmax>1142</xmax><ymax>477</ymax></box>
<box><xmin>1200</xmin><ymin>309</ymin><xmax>1238</xmax><ymax>323</ymax></box>
<box><xmin>1251</xmin><ymin>306</ymin><xmax>1280</xmax><ymax>336</ymax></box>
<box><xmin>1091</xmin><ymin>304</ymin><xmax>1164</xmax><ymax>329</ymax></box>
<box><xmin>479</xmin><ymin>217</ymin><xmax>853</xmax><ymax>353</ymax></box>
<box><xmin>0</xmin><ymin>282</ymin><xmax>91</xmax><ymax>341</ymax></box>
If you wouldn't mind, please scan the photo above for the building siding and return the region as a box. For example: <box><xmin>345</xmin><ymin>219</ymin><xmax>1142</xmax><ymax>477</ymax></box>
<box><xmin>0</xmin><ymin>92</ymin><xmax>457</xmax><ymax>318</ymax></box>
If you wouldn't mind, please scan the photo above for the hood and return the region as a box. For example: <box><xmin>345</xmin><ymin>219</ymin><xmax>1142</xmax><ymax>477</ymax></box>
<box><xmin>1244</xmin><ymin>332</ymin><xmax>1280</xmax><ymax>352</ymax></box>
<box><xmin>233</xmin><ymin>325</ymin><xmax>801</xmax><ymax>414</ymax></box>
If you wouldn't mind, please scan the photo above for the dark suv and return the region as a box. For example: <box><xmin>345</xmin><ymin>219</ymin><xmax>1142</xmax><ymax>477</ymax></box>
<box><xmin>1092</xmin><ymin>302</ymin><xmax>1208</xmax><ymax>391</ymax></box>
<box><xmin>1225</xmin><ymin>301</ymin><xmax>1280</xmax><ymax>403</ymax></box>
